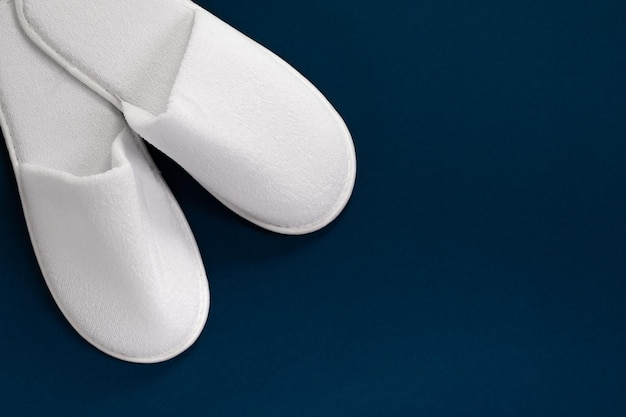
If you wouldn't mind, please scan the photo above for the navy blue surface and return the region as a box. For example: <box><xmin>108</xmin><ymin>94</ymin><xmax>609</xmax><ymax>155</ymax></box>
<box><xmin>1</xmin><ymin>0</ymin><xmax>626</xmax><ymax>415</ymax></box>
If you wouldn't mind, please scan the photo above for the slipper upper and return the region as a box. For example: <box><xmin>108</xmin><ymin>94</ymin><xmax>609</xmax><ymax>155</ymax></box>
<box><xmin>18</xmin><ymin>129</ymin><xmax>209</xmax><ymax>363</ymax></box>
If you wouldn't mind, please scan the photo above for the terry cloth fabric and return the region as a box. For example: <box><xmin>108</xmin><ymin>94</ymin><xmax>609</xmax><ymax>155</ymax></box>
<box><xmin>16</xmin><ymin>0</ymin><xmax>357</xmax><ymax>234</ymax></box>
<box><xmin>0</xmin><ymin>0</ymin><xmax>209</xmax><ymax>363</ymax></box>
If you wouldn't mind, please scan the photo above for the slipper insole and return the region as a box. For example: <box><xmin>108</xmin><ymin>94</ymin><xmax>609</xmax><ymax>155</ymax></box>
<box><xmin>18</xmin><ymin>0</ymin><xmax>194</xmax><ymax>114</ymax></box>
<box><xmin>0</xmin><ymin>1</ymin><xmax>124</xmax><ymax>174</ymax></box>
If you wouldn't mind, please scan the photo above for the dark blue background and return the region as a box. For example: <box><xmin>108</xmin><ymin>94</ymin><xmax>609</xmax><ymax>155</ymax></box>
<box><xmin>1</xmin><ymin>0</ymin><xmax>625</xmax><ymax>415</ymax></box>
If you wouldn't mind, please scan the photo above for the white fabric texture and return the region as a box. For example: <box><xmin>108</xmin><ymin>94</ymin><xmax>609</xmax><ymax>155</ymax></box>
<box><xmin>17</xmin><ymin>0</ymin><xmax>357</xmax><ymax>234</ymax></box>
<box><xmin>0</xmin><ymin>0</ymin><xmax>209</xmax><ymax>363</ymax></box>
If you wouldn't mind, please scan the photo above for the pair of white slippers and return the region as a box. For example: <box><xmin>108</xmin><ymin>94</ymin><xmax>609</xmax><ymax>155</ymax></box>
<box><xmin>0</xmin><ymin>0</ymin><xmax>356</xmax><ymax>362</ymax></box>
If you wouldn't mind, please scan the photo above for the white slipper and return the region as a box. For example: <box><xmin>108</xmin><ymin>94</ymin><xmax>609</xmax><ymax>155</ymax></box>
<box><xmin>0</xmin><ymin>1</ymin><xmax>209</xmax><ymax>363</ymax></box>
<box><xmin>15</xmin><ymin>0</ymin><xmax>357</xmax><ymax>234</ymax></box>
